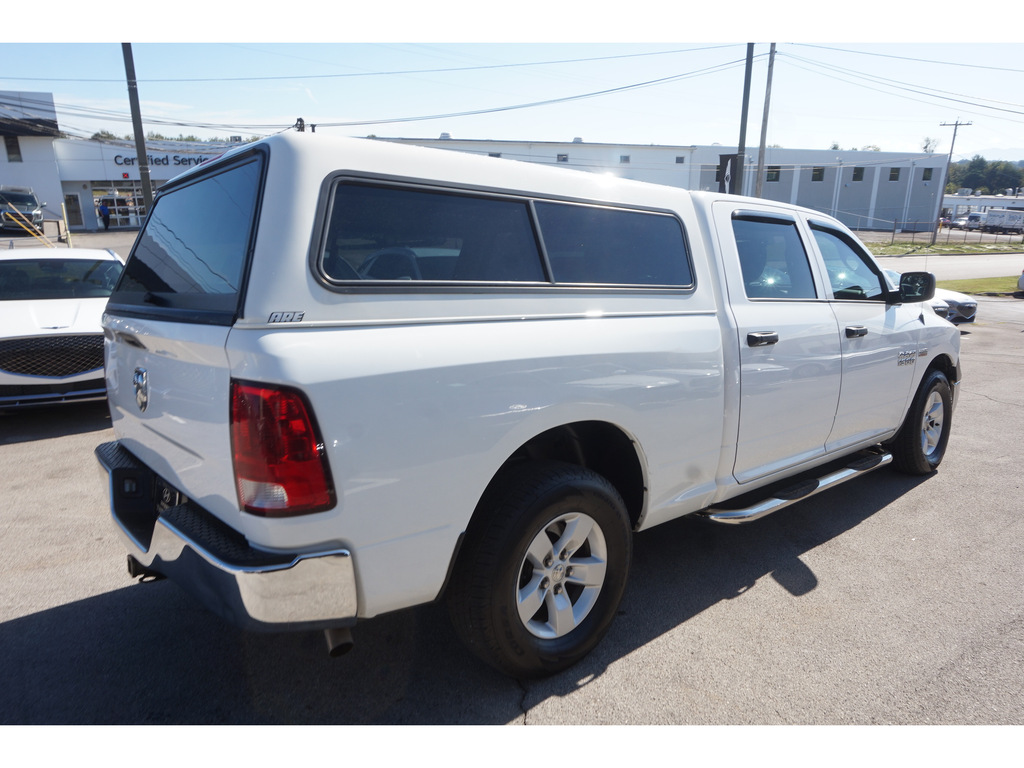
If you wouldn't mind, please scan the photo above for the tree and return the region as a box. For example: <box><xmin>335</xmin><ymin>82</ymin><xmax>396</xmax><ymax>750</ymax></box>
<box><xmin>989</xmin><ymin>160</ymin><xmax>1022</xmax><ymax>193</ymax></box>
<box><xmin>962</xmin><ymin>155</ymin><xmax>990</xmax><ymax>193</ymax></box>
<box><xmin>944</xmin><ymin>155</ymin><xmax>1024</xmax><ymax>194</ymax></box>
<box><xmin>922</xmin><ymin>137</ymin><xmax>938</xmax><ymax>153</ymax></box>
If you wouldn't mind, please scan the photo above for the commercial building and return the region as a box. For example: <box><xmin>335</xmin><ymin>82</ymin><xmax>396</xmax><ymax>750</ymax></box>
<box><xmin>385</xmin><ymin>136</ymin><xmax>947</xmax><ymax>231</ymax></box>
<box><xmin>5</xmin><ymin>90</ymin><xmax>949</xmax><ymax>233</ymax></box>
<box><xmin>2</xmin><ymin>91</ymin><xmax>221</xmax><ymax>233</ymax></box>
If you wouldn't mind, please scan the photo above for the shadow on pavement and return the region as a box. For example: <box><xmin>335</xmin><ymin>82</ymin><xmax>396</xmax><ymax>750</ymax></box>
<box><xmin>0</xmin><ymin>401</ymin><xmax>112</xmax><ymax>446</ymax></box>
<box><xmin>0</xmin><ymin>467</ymin><xmax>930</xmax><ymax>725</ymax></box>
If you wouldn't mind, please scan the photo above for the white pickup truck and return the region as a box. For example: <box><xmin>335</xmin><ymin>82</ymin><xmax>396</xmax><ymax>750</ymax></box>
<box><xmin>96</xmin><ymin>133</ymin><xmax>960</xmax><ymax>678</ymax></box>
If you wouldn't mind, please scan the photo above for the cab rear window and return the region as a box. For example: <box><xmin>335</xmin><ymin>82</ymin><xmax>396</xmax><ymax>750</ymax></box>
<box><xmin>109</xmin><ymin>153</ymin><xmax>263</xmax><ymax>322</ymax></box>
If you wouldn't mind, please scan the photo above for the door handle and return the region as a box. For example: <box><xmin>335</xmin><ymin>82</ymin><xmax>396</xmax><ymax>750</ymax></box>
<box><xmin>747</xmin><ymin>331</ymin><xmax>779</xmax><ymax>347</ymax></box>
<box><xmin>846</xmin><ymin>326</ymin><xmax>868</xmax><ymax>338</ymax></box>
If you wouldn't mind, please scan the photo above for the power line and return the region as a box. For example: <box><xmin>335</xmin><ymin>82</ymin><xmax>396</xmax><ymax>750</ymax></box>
<box><xmin>792</xmin><ymin>43</ymin><xmax>1024</xmax><ymax>75</ymax></box>
<box><xmin>778</xmin><ymin>55</ymin><xmax>1024</xmax><ymax>129</ymax></box>
<box><xmin>0</xmin><ymin>43</ymin><xmax>741</xmax><ymax>84</ymax></box>
<box><xmin>783</xmin><ymin>52</ymin><xmax>1024</xmax><ymax>115</ymax></box>
<box><xmin>2</xmin><ymin>53</ymin><xmax>753</xmax><ymax>136</ymax></box>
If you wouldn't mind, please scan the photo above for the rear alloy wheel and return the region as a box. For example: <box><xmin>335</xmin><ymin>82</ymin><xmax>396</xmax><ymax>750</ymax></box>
<box><xmin>447</xmin><ymin>461</ymin><xmax>632</xmax><ymax>678</ymax></box>
<box><xmin>517</xmin><ymin>510</ymin><xmax>608</xmax><ymax>640</ymax></box>
<box><xmin>891</xmin><ymin>369</ymin><xmax>952</xmax><ymax>475</ymax></box>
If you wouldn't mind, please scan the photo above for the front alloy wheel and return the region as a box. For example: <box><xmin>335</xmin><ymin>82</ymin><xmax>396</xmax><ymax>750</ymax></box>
<box><xmin>892</xmin><ymin>369</ymin><xmax>952</xmax><ymax>475</ymax></box>
<box><xmin>919</xmin><ymin>387</ymin><xmax>945</xmax><ymax>462</ymax></box>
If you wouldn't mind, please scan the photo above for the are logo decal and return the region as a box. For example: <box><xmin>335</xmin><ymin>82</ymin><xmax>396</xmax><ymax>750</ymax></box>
<box><xmin>268</xmin><ymin>311</ymin><xmax>305</xmax><ymax>323</ymax></box>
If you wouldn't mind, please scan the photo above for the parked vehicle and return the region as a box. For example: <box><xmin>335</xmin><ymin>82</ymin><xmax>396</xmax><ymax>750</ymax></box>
<box><xmin>951</xmin><ymin>216</ymin><xmax>969</xmax><ymax>230</ymax></box>
<box><xmin>980</xmin><ymin>208</ymin><xmax>1024</xmax><ymax>234</ymax></box>
<box><xmin>934</xmin><ymin>287</ymin><xmax>978</xmax><ymax>323</ymax></box>
<box><xmin>0</xmin><ymin>186</ymin><xmax>45</xmax><ymax>232</ymax></box>
<box><xmin>0</xmin><ymin>248</ymin><xmax>123</xmax><ymax>409</ymax></box>
<box><xmin>95</xmin><ymin>133</ymin><xmax>961</xmax><ymax>677</ymax></box>
<box><xmin>884</xmin><ymin>269</ymin><xmax>976</xmax><ymax>323</ymax></box>
<box><xmin>966</xmin><ymin>212</ymin><xmax>987</xmax><ymax>230</ymax></box>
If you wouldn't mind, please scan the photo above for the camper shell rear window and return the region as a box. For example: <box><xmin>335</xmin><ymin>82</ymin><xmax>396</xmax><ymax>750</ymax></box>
<box><xmin>318</xmin><ymin>180</ymin><xmax>693</xmax><ymax>289</ymax></box>
<box><xmin>108</xmin><ymin>150</ymin><xmax>265</xmax><ymax>323</ymax></box>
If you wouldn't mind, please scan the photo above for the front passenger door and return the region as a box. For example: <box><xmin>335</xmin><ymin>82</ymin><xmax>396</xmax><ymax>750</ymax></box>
<box><xmin>809</xmin><ymin>222</ymin><xmax>922</xmax><ymax>452</ymax></box>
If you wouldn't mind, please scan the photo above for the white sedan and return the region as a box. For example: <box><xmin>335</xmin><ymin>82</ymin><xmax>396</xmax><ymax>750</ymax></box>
<box><xmin>0</xmin><ymin>248</ymin><xmax>123</xmax><ymax>409</ymax></box>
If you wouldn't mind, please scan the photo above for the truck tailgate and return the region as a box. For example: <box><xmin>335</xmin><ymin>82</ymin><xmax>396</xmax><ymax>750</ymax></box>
<box><xmin>104</xmin><ymin>312</ymin><xmax>238</xmax><ymax>523</ymax></box>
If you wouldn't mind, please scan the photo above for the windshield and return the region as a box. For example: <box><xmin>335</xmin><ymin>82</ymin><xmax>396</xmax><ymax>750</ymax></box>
<box><xmin>0</xmin><ymin>258</ymin><xmax>123</xmax><ymax>300</ymax></box>
<box><xmin>0</xmin><ymin>192</ymin><xmax>39</xmax><ymax>207</ymax></box>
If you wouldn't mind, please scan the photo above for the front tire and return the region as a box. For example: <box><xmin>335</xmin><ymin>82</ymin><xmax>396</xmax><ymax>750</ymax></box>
<box><xmin>446</xmin><ymin>461</ymin><xmax>632</xmax><ymax>678</ymax></box>
<box><xmin>891</xmin><ymin>369</ymin><xmax>952</xmax><ymax>475</ymax></box>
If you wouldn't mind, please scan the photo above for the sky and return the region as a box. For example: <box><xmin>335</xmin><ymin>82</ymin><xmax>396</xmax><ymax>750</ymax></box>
<box><xmin>2</xmin><ymin>3</ymin><xmax>1023</xmax><ymax>162</ymax></box>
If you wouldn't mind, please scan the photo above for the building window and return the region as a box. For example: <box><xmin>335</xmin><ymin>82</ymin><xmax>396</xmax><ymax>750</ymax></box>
<box><xmin>923</xmin><ymin>168</ymin><xmax>934</xmax><ymax>181</ymax></box>
<box><xmin>4</xmin><ymin>136</ymin><xmax>22</xmax><ymax>162</ymax></box>
<box><xmin>889</xmin><ymin>168</ymin><xmax>901</xmax><ymax>182</ymax></box>
<box><xmin>766</xmin><ymin>166</ymin><xmax>781</xmax><ymax>182</ymax></box>
<box><xmin>675</xmin><ymin>156</ymin><xmax>686</xmax><ymax>164</ymax></box>
<box><xmin>556</xmin><ymin>154</ymin><xmax>569</xmax><ymax>163</ymax></box>
<box><xmin>811</xmin><ymin>167</ymin><xmax>825</xmax><ymax>182</ymax></box>
<box><xmin>852</xmin><ymin>167</ymin><xmax>865</xmax><ymax>182</ymax></box>
<box><xmin>619</xmin><ymin>155</ymin><xmax>630</xmax><ymax>164</ymax></box>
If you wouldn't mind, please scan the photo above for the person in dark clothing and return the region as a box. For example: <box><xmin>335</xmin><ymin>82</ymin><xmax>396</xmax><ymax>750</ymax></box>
<box><xmin>99</xmin><ymin>203</ymin><xmax>111</xmax><ymax>230</ymax></box>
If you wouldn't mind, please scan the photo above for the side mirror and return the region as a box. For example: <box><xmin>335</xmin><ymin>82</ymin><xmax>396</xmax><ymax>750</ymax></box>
<box><xmin>898</xmin><ymin>271</ymin><xmax>936</xmax><ymax>303</ymax></box>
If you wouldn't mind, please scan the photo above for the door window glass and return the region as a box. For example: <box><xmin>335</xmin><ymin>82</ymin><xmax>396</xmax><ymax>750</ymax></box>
<box><xmin>731</xmin><ymin>216</ymin><xmax>817</xmax><ymax>299</ymax></box>
<box><xmin>811</xmin><ymin>225</ymin><xmax>886</xmax><ymax>300</ymax></box>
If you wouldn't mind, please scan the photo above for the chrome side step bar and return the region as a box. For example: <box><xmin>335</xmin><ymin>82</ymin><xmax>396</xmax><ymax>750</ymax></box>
<box><xmin>700</xmin><ymin>450</ymin><xmax>893</xmax><ymax>525</ymax></box>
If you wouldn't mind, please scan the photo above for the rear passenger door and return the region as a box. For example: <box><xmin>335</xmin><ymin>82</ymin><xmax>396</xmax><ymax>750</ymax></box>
<box><xmin>713</xmin><ymin>203</ymin><xmax>843</xmax><ymax>484</ymax></box>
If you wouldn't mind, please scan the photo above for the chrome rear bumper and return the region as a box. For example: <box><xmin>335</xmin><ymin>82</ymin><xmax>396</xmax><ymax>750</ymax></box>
<box><xmin>95</xmin><ymin>441</ymin><xmax>357</xmax><ymax>631</ymax></box>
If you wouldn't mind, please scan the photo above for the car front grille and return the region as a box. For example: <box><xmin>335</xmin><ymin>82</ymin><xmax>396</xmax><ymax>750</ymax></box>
<box><xmin>956</xmin><ymin>304</ymin><xmax>977</xmax><ymax>321</ymax></box>
<box><xmin>0</xmin><ymin>335</ymin><xmax>104</xmax><ymax>377</ymax></box>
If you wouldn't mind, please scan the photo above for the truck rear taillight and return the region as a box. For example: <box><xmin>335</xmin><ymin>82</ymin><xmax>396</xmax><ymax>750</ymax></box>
<box><xmin>230</xmin><ymin>380</ymin><xmax>335</xmax><ymax>517</ymax></box>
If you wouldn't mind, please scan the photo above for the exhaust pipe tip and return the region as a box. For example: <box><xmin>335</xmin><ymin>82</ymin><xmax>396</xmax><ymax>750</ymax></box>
<box><xmin>324</xmin><ymin>626</ymin><xmax>354</xmax><ymax>657</ymax></box>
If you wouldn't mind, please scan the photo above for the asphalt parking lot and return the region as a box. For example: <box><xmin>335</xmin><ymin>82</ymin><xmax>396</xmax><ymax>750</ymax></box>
<box><xmin>1</xmin><ymin>234</ymin><xmax>1023</xmax><ymax>728</ymax></box>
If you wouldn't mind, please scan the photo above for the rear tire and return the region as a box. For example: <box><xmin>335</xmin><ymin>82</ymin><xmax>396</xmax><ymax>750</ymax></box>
<box><xmin>446</xmin><ymin>461</ymin><xmax>632</xmax><ymax>678</ymax></box>
<box><xmin>891</xmin><ymin>369</ymin><xmax>952</xmax><ymax>475</ymax></box>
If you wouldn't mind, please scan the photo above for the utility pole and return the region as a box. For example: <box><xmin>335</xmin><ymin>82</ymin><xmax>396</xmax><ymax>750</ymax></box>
<box><xmin>932</xmin><ymin>120</ymin><xmax>971</xmax><ymax>244</ymax></box>
<box><xmin>734</xmin><ymin>43</ymin><xmax>755</xmax><ymax>195</ymax></box>
<box><xmin>122</xmin><ymin>43</ymin><xmax>154</xmax><ymax>213</ymax></box>
<box><xmin>754</xmin><ymin>43</ymin><xmax>776</xmax><ymax>199</ymax></box>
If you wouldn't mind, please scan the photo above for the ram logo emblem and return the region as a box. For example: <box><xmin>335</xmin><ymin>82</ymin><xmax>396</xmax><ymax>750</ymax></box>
<box><xmin>133</xmin><ymin>367</ymin><xmax>149</xmax><ymax>412</ymax></box>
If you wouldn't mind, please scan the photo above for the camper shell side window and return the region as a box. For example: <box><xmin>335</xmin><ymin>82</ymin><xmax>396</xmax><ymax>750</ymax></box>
<box><xmin>317</xmin><ymin>179</ymin><xmax>694</xmax><ymax>289</ymax></box>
